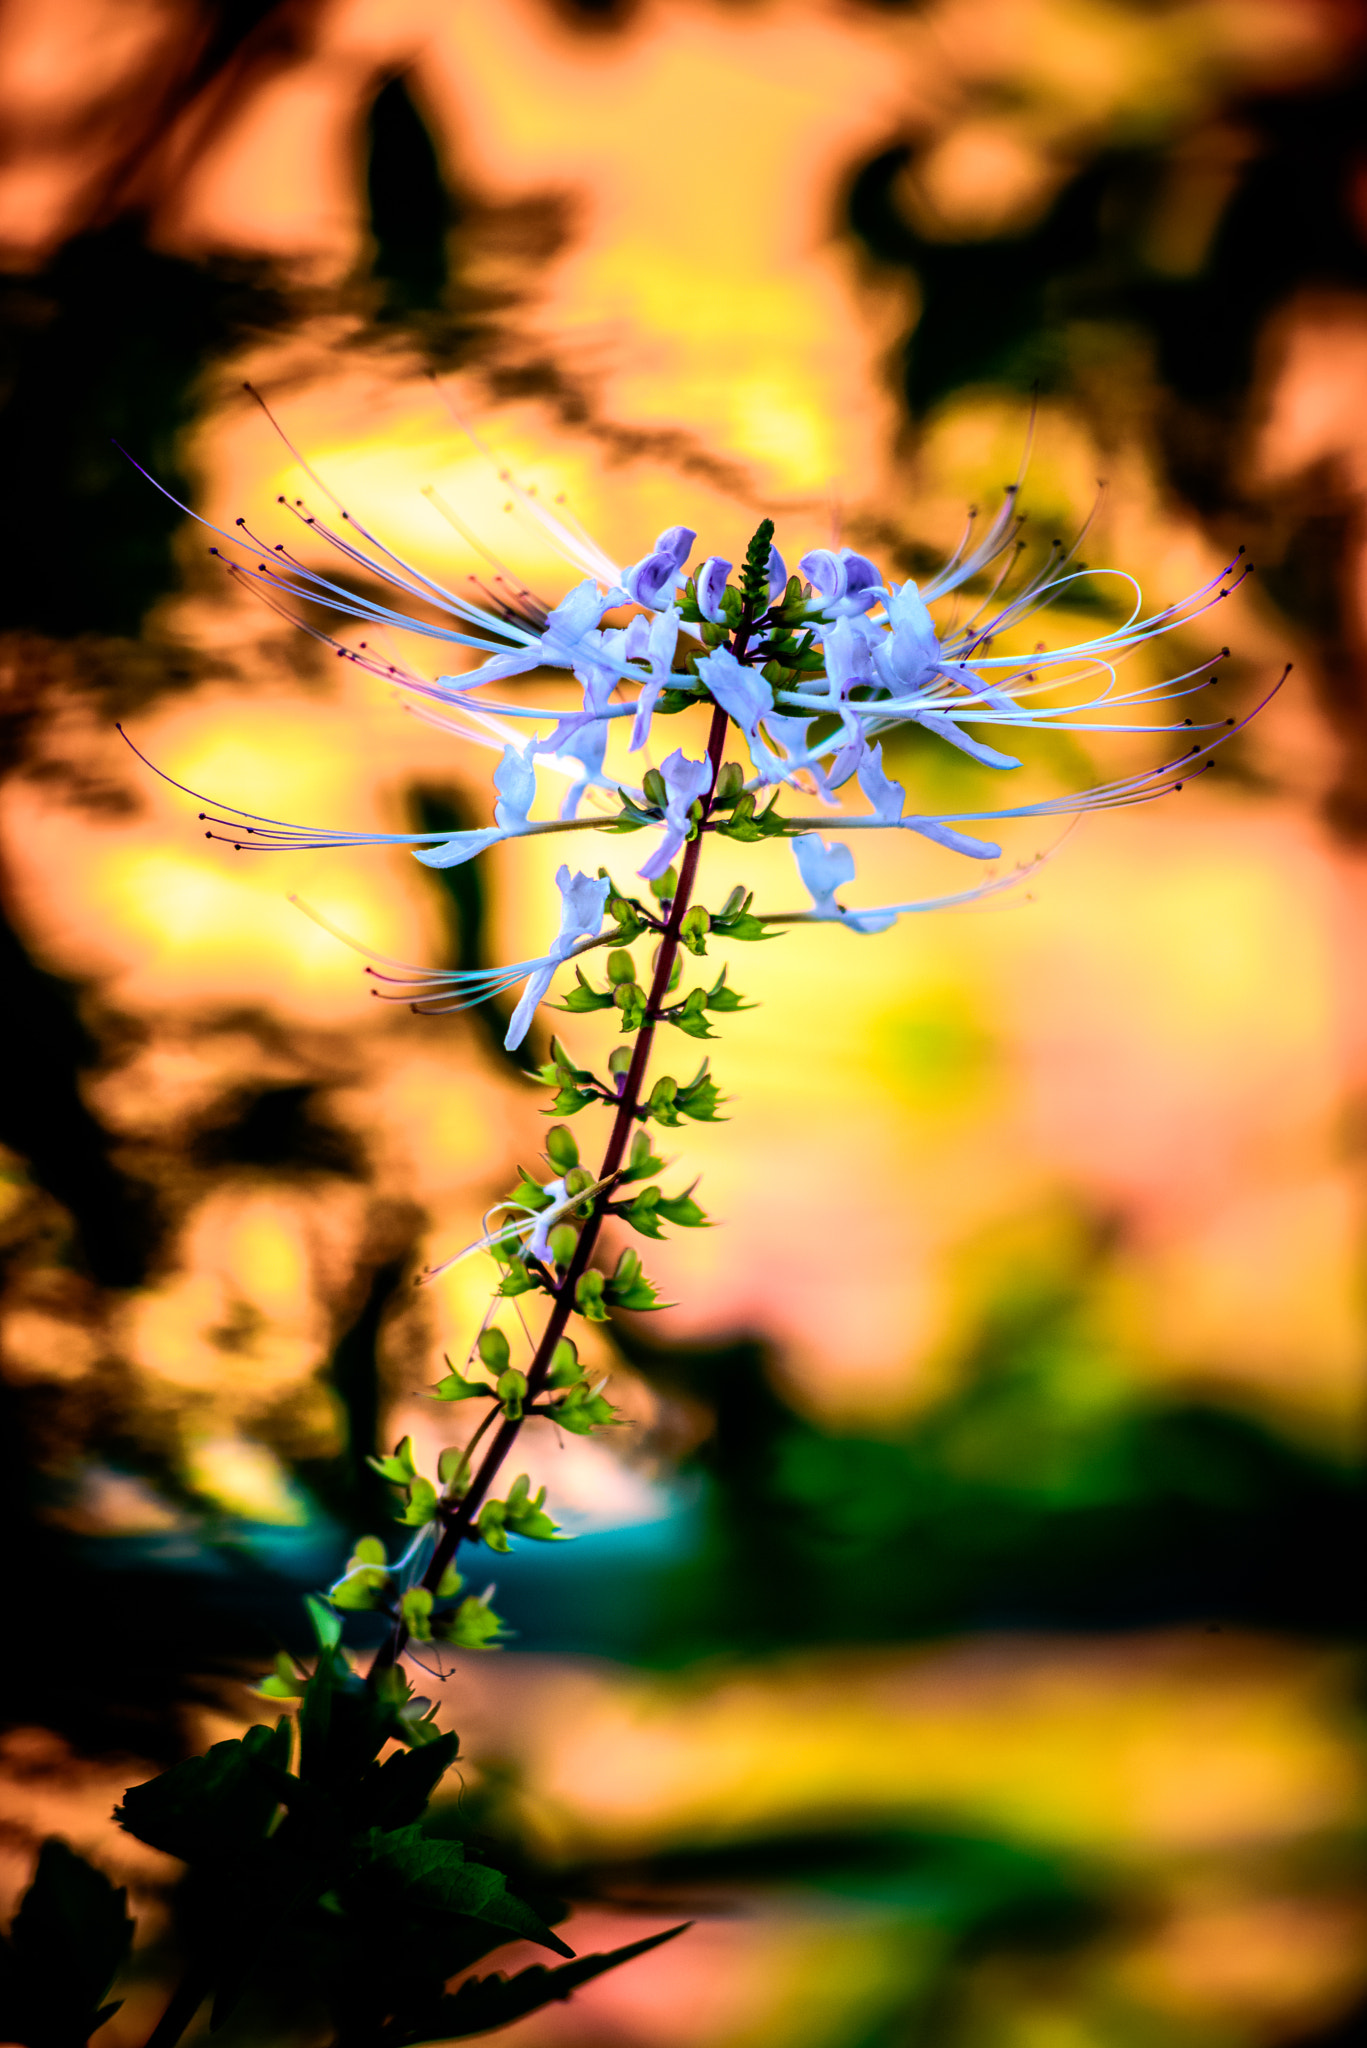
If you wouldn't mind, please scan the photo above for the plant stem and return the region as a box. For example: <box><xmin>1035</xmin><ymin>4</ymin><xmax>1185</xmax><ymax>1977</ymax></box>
<box><xmin>141</xmin><ymin>1964</ymin><xmax>212</xmax><ymax>2048</ymax></box>
<box><xmin>370</xmin><ymin>698</ymin><xmax>731</xmax><ymax>1678</ymax></box>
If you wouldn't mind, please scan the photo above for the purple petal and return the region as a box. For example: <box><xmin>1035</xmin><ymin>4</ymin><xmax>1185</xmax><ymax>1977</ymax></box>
<box><xmin>621</xmin><ymin>550</ymin><xmax>679</xmax><ymax>609</ymax></box>
<box><xmin>654</xmin><ymin>525</ymin><xmax>697</xmax><ymax>569</ymax></box>
<box><xmin>696</xmin><ymin>555</ymin><xmax>732</xmax><ymax>623</ymax></box>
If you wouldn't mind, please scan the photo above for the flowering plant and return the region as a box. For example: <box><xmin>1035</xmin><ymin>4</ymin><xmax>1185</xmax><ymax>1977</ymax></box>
<box><xmin>1</xmin><ymin>414</ymin><xmax>1271</xmax><ymax>2048</ymax></box>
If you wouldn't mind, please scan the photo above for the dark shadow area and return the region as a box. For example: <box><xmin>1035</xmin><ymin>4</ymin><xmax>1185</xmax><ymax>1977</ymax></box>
<box><xmin>0</xmin><ymin>227</ymin><xmax>289</xmax><ymax>637</ymax></box>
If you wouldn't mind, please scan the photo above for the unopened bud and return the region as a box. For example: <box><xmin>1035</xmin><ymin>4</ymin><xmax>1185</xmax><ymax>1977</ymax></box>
<box><xmin>648</xmin><ymin>1076</ymin><xmax>678</xmax><ymax>1111</ymax></box>
<box><xmin>720</xmin><ymin>885</ymin><xmax>747</xmax><ymax>916</ymax></box>
<box><xmin>606</xmin><ymin>949</ymin><xmax>637</xmax><ymax>985</ymax></box>
<box><xmin>681</xmin><ymin>906</ymin><xmax>711</xmax><ymax>939</ymax></box>
<box><xmin>548</xmin><ymin>1223</ymin><xmax>579</xmax><ymax>1266</ymax></box>
<box><xmin>496</xmin><ymin>1367</ymin><xmax>528</xmax><ymax>1419</ymax></box>
<box><xmin>609</xmin><ymin>1046</ymin><xmax>633</xmax><ymax>1080</ymax></box>
<box><xmin>545</xmin><ymin>1124</ymin><xmax>579</xmax><ymax>1171</ymax></box>
<box><xmin>549</xmin><ymin>1337</ymin><xmax>581</xmax><ymax>1386</ymax></box>
<box><xmin>714</xmin><ymin>762</ymin><xmax>744</xmax><ymax>802</ymax></box>
<box><xmin>613</xmin><ymin>1248</ymin><xmax>641</xmax><ymax>1288</ymax></box>
<box><xmin>575</xmin><ymin>1270</ymin><xmax>605</xmax><ymax>1308</ymax></box>
<box><xmin>564</xmin><ymin>1166</ymin><xmax>594</xmax><ymax>1197</ymax></box>
<box><xmin>642</xmin><ymin>767</ymin><xmax>668</xmax><ymax>809</ymax></box>
<box><xmin>649</xmin><ymin>866</ymin><xmax>678</xmax><ymax>903</ymax></box>
<box><xmin>477</xmin><ymin>1327</ymin><xmax>510</xmax><ymax>1372</ymax></box>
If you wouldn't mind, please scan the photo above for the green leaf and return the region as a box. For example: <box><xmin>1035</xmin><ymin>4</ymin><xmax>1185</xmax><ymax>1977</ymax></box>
<box><xmin>0</xmin><ymin>1839</ymin><xmax>135</xmax><ymax>2048</ymax></box>
<box><xmin>358</xmin><ymin>1829</ymin><xmax>574</xmax><ymax>1956</ymax></box>
<box><xmin>399</xmin><ymin>1475</ymin><xmax>439</xmax><ymax>1527</ymax></box>
<box><xmin>114</xmin><ymin>1722</ymin><xmax>291</xmax><ymax>1863</ymax></box>
<box><xmin>400</xmin><ymin>1587</ymin><xmax>434</xmax><ymax>1641</ymax></box>
<box><xmin>676</xmin><ymin>1061</ymin><xmax>726</xmax><ymax>1122</ymax></box>
<box><xmin>663</xmin><ymin>986</ymin><xmax>715</xmax><ymax>1039</ymax></box>
<box><xmin>548</xmin><ymin>1084</ymin><xmax>600</xmax><ymax>1115</ymax></box>
<box><xmin>657</xmin><ymin>1188</ymin><xmax>710</xmax><ymax>1228</ymax></box>
<box><xmin>433</xmin><ymin>1368</ymin><xmax>493</xmax><ymax>1402</ymax></box>
<box><xmin>705</xmin><ymin>965</ymin><xmax>752</xmax><ymax>1012</ymax></box>
<box><xmin>503</xmin><ymin>1476</ymin><xmax>566</xmax><ymax>1542</ymax></box>
<box><xmin>401</xmin><ymin>1924</ymin><xmax>689</xmax><ymax>2044</ymax></box>
<box><xmin>551</xmin><ymin>1386</ymin><xmax>619</xmax><ymax>1434</ymax></box>
<box><xmin>255</xmin><ymin>1649</ymin><xmax>308</xmax><ymax>1696</ymax></box>
<box><xmin>622</xmin><ymin>1186</ymin><xmax>665</xmax><ymax>1239</ymax></box>
<box><xmin>436</xmin><ymin>1593</ymin><xmax>506</xmax><ymax>1649</ymax></box>
<box><xmin>353</xmin><ymin>1731</ymin><xmax>460</xmax><ymax>1832</ymax></box>
<box><xmin>556</xmin><ymin>966</ymin><xmax>615</xmax><ymax>1012</ymax></box>
<box><xmin>574</xmin><ymin>1270</ymin><xmax>609</xmax><ymax>1322</ymax></box>
<box><xmin>614</xmin><ymin>982</ymin><xmax>648</xmax><ymax>1033</ymax></box>
<box><xmin>619</xmin><ymin>1132</ymin><xmax>666</xmax><ymax>1184</ymax></box>
<box><xmin>368</xmin><ymin>1436</ymin><xmax>418</xmax><ymax>1487</ymax></box>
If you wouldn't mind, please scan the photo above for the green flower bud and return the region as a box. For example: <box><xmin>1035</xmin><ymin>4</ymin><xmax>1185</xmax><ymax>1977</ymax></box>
<box><xmin>648</xmin><ymin>1075</ymin><xmax>677</xmax><ymax>1112</ymax></box>
<box><xmin>606</xmin><ymin>949</ymin><xmax>637</xmax><ymax>985</ymax></box>
<box><xmin>549</xmin><ymin>1337</ymin><xmax>582</xmax><ymax>1387</ymax></box>
<box><xmin>564</xmin><ymin>1165</ymin><xmax>595</xmax><ymax>1197</ymax></box>
<box><xmin>545</xmin><ymin>1124</ymin><xmax>579</xmax><ymax>1171</ymax></box>
<box><xmin>642</xmin><ymin>767</ymin><xmax>668</xmax><ymax>809</ymax></box>
<box><xmin>477</xmin><ymin>1327</ymin><xmax>510</xmax><ymax>1373</ymax></box>
<box><xmin>609</xmin><ymin>1045</ymin><xmax>634</xmax><ymax>1080</ymax></box>
<box><xmin>613</xmin><ymin>1247</ymin><xmax>642</xmax><ymax>1288</ymax></box>
<box><xmin>548</xmin><ymin>1223</ymin><xmax>579</xmax><ymax>1266</ymax></box>
<box><xmin>649</xmin><ymin>866</ymin><xmax>678</xmax><ymax>903</ymax></box>
<box><xmin>496</xmin><ymin>1367</ymin><xmax>528</xmax><ymax>1420</ymax></box>
<box><xmin>714</xmin><ymin>761</ymin><xmax>745</xmax><ymax>802</ymax></box>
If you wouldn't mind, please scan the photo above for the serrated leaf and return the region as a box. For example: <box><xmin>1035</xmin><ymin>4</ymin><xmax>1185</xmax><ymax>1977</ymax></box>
<box><xmin>0</xmin><ymin>1839</ymin><xmax>135</xmax><ymax>2048</ymax></box>
<box><xmin>358</xmin><ymin>1829</ymin><xmax>573</xmax><ymax>1956</ymax></box>
<box><xmin>352</xmin><ymin>1731</ymin><xmax>460</xmax><ymax>1833</ymax></box>
<box><xmin>400</xmin><ymin>1924</ymin><xmax>689</xmax><ymax>2045</ymax></box>
<box><xmin>114</xmin><ymin>1722</ymin><xmax>290</xmax><ymax>1863</ymax></box>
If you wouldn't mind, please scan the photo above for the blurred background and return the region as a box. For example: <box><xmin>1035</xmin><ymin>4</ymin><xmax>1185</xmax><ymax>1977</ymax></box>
<box><xmin>2</xmin><ymin>0</ymin><xmax>1366</xmax><ymax>2042</ymax></box>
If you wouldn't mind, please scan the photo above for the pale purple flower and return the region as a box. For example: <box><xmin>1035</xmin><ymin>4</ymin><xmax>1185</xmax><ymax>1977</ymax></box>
<box><xmin>638</xmin><ymin>750</ymin><xmax>712</xmax><ymax>882</ymax></box>
<box><xmin>504</xmin><ymin>866</ymin><xmax>612</xmax><ymax>1049</ymax></box>
<box><xmin>413</xmin><ymin>743</ymin><xmax>536</xmax><ymax>869</ymax></box>
<box><xmin>798</xmin><ymin>546</ymin><xmax>884</xmax><ymax>618</ymax></box>
<box><xmin>695</xmin><ymin>556</ymin><xmax>732</xmax><ymax>624</ymax></box>
<box><xmin>791</xmin><ymin>834</ymin><xmax>897</xmax><ymax>934</ymax></box>
<box><xmin>525</xmin><ymin>1179</ymin><xmax>568</xmax><ymax>1265</ymax></box>
<box><xmin>856</xmin><ymin>741</ymin><xmax>1000</xmax><ymax>859</ymax></box>
<box><xmin>629</xmin><ymin>605</ymin><xmax>683</xmax><ymax>751</ymax></box>
<box><xmin>621</xmin><ymin>526</ymin><xmax>696</xmax><ymax>610</ymax></box>
<box><xmin>694</xmin><ymin>644</ymin><xmax>770</xmax><ymax>737</ymax></box>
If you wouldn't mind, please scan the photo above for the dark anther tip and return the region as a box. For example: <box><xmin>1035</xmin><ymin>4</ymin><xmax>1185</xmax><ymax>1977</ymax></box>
<box><xmin>1227</xmin><ymin>718</ymin><xmax>1235</xmax><ymax>726</ymax></box>
<box><xmin>1221</xmin><ymin>647</ymin><xmax>1230</xmax><ymax>657</ymax></box>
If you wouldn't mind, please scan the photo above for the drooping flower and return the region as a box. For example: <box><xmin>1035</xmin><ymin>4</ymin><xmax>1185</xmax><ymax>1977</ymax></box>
<box><xmin>620</xmin><ymin>526</ymin><xmax>696</xmax><ymax>610</ymax></box>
